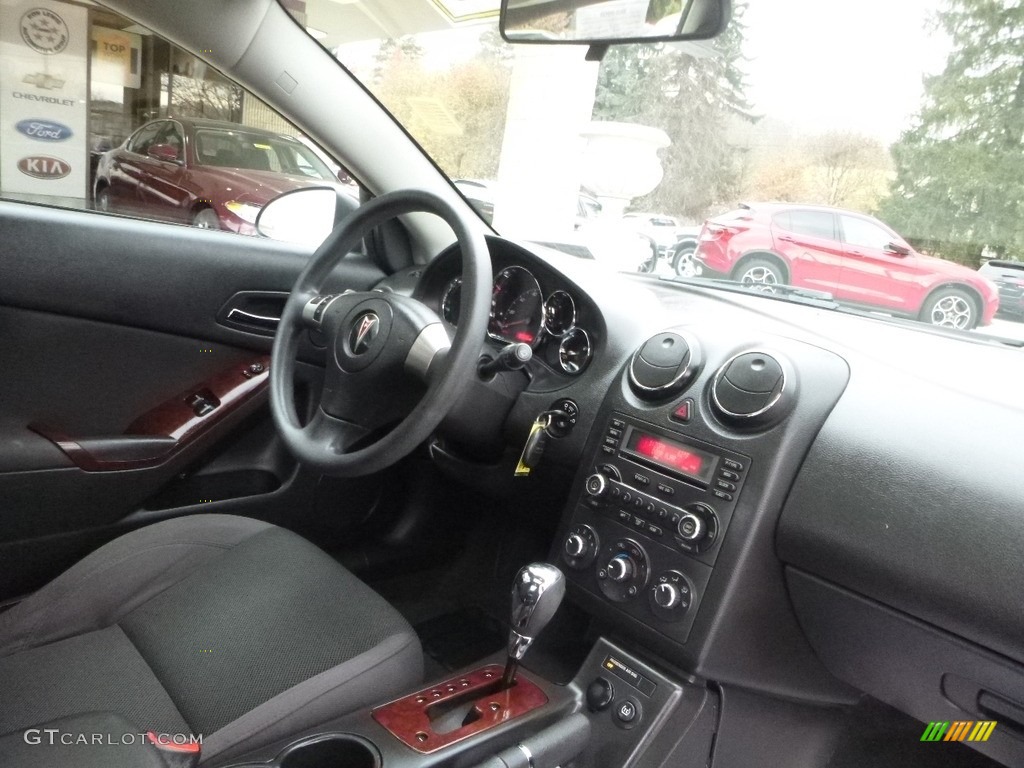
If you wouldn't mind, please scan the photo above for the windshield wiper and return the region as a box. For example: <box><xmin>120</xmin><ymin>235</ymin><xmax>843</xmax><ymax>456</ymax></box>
<box><xmin>662</xmin><ymin>275</ymin><xmax>841</xmax><ymax>309</ymax></box>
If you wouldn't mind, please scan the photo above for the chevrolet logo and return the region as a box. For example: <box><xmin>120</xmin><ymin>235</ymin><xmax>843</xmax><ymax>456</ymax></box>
<box><xmin>23</xmin><ymin>72</ymin><xmax>65</xmax><ymax>90</ymax></box>
<box><xmin>350</xmin><ymin>312</ymin><xmax>380</xmax><ymax>355</ymax></box>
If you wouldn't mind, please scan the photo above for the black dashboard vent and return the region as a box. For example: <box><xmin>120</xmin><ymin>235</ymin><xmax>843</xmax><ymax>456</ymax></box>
<box><xmin>711</xmin><ymin>351</ymin><xmax>787</xmax><ymax>426</ymax></box>
<box><xmin>628</xmin><ymin>331</ymin><xmax>702</xmax><ymax>400</ymax></box>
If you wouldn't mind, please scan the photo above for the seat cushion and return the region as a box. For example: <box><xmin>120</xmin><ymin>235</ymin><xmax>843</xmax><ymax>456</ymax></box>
<box><xmin>0</xmin><ymin>515</ymin><xmax>422</xmax><ymax>765</ymax></box>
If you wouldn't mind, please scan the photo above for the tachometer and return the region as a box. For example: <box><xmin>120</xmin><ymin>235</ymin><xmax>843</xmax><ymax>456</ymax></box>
<box><xmin>488</xmin><ymin>266</ymin><xmax>543</xmax><ymax>345</ymax></box>
<box><xmin>441</xmin><ymin>277</ymin><xmax>462</xmax><ymax>326</ymax></box>
<box><xmin>543</xmin><ymin>290</ymin><xmax>576</xmax><ymax>337</ymax></box>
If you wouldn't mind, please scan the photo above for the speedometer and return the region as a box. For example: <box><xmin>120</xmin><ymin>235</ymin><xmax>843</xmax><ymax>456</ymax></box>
<box><xmin>488</xmin><ymin>266</ymin><xmax>544</xmax><ymax>345</ymax></box>
<box><xmin>441</xmin><ymin>277</ymin><xmax>462</xmax><ymax>326</ymax></box>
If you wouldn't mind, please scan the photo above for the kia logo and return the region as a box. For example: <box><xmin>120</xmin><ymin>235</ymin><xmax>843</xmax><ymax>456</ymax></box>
<box><xmin>350</xmin><ymin>313</ymin><xmax>380</xmax><ymax>355</ymax></box>
<box><xmin>16</xmin><ymin>119</ymin><xmax>72</xmax><ymax>142</ymax></box>
<box><xmin>17</xmin><ymin>156</ymin><xmax>70</xmax><ymax>180</ymax></box>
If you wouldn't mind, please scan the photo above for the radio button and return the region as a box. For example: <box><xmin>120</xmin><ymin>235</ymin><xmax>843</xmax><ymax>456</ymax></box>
<box><xmin>719</xmin><ymin>470</ymin><xmax>740</xmax><ymax>482</ymax></box>
<box><xmin>645</xmin><ymin>501</ymin><xmax>656</xmax><ymax>514</ymax></box>
<box><xmin>601</xmin><ymin>446</ymin><xmax>615</xmax><ymax>455</ymax></box>
<box><xmin>716</xmin><ymin>480</ymin><xmax>737</xmax><ymax>492</ymax></box>
<box><xmin>611</xmin><ymin>418</ymin><xmax>625</xmax><ymax>429</ymax></box>
<box><xmin>633</xmin><ymin>473</ymin><xmax>650</xmax><ymax>486</ymax></box>
<box><xmin>646</xmin><ymin>524</ymin><xmax>663</xmax><ymax>537</ymax></box>
<box><xmin>722</xmin><ymin>458</ymin><xmax>744</xmax><ymax>472</ymax></box>
<box><xmin>713</xmin><ymin>490</ymin><xmax>733</xmax><ymax>501</ymax></box>
<box><xmin>608</xmin><ymin>428</ymin><xmax>623</xmax><ymax>439</ymax></box>
<box><xmin>621</xmin><ymin>492</ymin><xmax>632</xmax><ymax>504</ymax></box>
<box><xmin>656</xmin><ymin>507</ymin><xmax>668</xmax><ymax>520</ymax></box>
<box><xmin>677</xmin><ymin>513</ymin><xmax>704</xmax><ymax>541</ymax></box>
<box><xmin>655</xmin><ymin>483</ymin><xmax>674</xmax><ymax>497</ymax></box>
<box><xmin>604</xmin><ymin>436</ymin><xmax>619</xmax><ymax>448</ymax></box>
<box><xmin>632</xmin><ymin>497</ymin><xmax>644</xmax><ymax>510</ymax></box>
<box><xmin>617</xmin><ymin>510</ymin><xmax>632</xmax><ymax>524</ymax></box>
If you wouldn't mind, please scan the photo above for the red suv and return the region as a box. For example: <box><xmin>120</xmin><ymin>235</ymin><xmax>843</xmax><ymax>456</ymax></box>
<box><xmin>693</xmin><ymin>203</ymin><xmax>999</xmax><ymax>329</ymax></box>
<box><xmin>94</xmin><ymin>118</ymin><xmax>349</xmax><ymax>235</ymax></box>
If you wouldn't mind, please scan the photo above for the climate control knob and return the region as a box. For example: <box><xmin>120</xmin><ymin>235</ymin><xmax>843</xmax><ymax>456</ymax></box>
<box><xmin>652</xmin><ymin>582</ymin><xmax>682</xmax><ymax>609</ymax></box>
<box><xmin>607</xmin><ymin>554</ymin><xmax>635</xmax><ymax>583</ymax></box>
<box><xmin>585</xmin><ymin>473</ymin><xmax>609</xmax><ymax>498</ymax></box>
<box><xmin>564</xmin><ymin>534</ymin><xmax>587</xmax><ymax>558</ymax></box>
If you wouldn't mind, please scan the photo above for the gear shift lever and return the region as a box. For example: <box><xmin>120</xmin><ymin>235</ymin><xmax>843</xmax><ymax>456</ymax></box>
<box><xmin>501</xmin><ymin>563</ymin><xmax>565</xmax><ymax>689</ymax></box>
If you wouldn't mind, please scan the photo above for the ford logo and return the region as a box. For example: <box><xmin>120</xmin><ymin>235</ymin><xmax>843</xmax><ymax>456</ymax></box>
<box><xmin>15</xmin><ymin>119</ymin><xmax>72</xmax><ymax>142</ymax></box>
<box><xmin>17</xmin><ymin>155</ymin><xmax>70</xmax><ymax>179</ymax></box>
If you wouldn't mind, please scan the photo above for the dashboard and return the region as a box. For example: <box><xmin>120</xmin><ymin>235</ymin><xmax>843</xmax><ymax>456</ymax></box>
<box><xmin>388</xmin><ymin>234</ymin><xmax>1024</xmax><ymax>767</ymax></box>
<box><xmin>413</xmin><ymin>240</ymin><xmax>602</xmax><ymax>384</ymax></box>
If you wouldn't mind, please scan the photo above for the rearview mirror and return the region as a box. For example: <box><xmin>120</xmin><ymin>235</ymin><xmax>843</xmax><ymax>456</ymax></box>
<box><xmin>500</xmin><ymin>0</ymin><xmax>731</xmax><ymax>45</ymax></box>
<box><xmin>885</xmin><ymin>242</ymin><xmax>911</xmax><ymax>256</ymax></box>
<box><xmin>255</xmin><ymin>186</ymin><xmax>357</xmax><ymax>247</ymax></box>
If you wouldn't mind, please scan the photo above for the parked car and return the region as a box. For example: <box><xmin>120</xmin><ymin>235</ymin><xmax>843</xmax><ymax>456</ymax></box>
<box><xmin>693</xmin><ymin>203</ymin><xmax>999</xmax><ymax>329</ymax></box>
<box><xmin>94</xmin><ymin>118</ymin><xmax>348</xmax><ymax>234</ymax></box>
<box><xmin>978</xmin><ymin>259</ymin><xmax>1024</xmax><ymax>320</ymax></box>
<box><xmin>621</xmin><ymin>212</ymin><xmax>683</xmax><ymax>256</ymax></box>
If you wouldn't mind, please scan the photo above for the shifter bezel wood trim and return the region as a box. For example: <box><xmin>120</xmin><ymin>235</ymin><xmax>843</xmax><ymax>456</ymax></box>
<box><xmin>371</xmin><ymin>664</ymin><xmax>548</xmax><ymax>754</ymax></box>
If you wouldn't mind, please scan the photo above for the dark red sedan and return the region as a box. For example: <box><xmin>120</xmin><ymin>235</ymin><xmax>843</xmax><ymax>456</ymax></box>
<box><xmin>693</xmin><ymin>203</ymin><xmax>999</xmax><ymax>330</ymax></box>
<box><xmin>93</xmin><ymin>118</ymin><xmax>348</xmax><ymax>235</ymax></box>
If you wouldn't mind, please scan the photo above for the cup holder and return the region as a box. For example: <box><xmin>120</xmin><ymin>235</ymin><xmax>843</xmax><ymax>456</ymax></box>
<box><xmin>276</xmin><ymin>734</ymin><xmax>381</xmax><ymax>768</ymax></box>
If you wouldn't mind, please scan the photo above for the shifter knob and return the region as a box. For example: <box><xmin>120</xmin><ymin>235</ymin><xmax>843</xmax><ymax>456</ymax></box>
<box><xmin>501</xmin><ymin>563</ymin><xmax>565</xmax><ymax>688</ymax></box>
<box><xmin>508</xmin><ymin>563</ymin><xmax>565</xmax><ymax>660</ymax></box>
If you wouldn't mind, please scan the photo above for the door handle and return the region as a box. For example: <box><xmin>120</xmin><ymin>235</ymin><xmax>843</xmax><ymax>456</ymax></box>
<box><xmin>226</xmin><ymin>308</ymin><xmax>280</xmax><ymax>330</ymax></box>
<box><xmin>777</xmin><ymin>235</ymin><xmax>795</xmax><ymax>242</ymax></box>
<box><xmin>217</xmin><ymin>291</ymin><xmax>290</xmax><ymax>335</ymax></box>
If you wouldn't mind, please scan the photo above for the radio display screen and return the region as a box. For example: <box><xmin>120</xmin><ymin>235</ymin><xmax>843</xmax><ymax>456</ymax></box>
<box><xmin>624</xmin><ymin>429</ymin><xmax>717</xmax><ymax>485</ymax></box>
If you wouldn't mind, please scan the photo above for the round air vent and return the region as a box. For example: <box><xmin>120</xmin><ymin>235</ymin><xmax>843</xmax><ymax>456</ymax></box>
<box><xmin>628</xmin><ymin>331</ymin><xmax>702</xmax><ymax>400</ymax></box>
<box><xmin>711</xmin><ymin>351</ymin><xmax>788</xmax><ymax>426</ymax></box>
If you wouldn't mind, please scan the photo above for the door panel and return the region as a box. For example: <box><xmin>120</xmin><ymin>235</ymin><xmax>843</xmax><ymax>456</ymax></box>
<box><xmin>770</xmin><ymin>210</ymin><xmax>844</xmax><ymax>292</ymax></box>
<box><xmin>0</xmin><ymin>200</ymin><xmax>391</xmax><ymax>601</ymax></box>
<box><xmin>836</xmin><ymin>214</ymin><xmax>920</xmax><ymax>312</ymax></box>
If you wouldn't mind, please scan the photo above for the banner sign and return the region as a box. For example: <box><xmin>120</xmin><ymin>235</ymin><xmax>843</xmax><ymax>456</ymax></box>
<box><xmin>0</xmin><ymin>0</ymin><xmax>89</xmax><ymax>200</ymax></box>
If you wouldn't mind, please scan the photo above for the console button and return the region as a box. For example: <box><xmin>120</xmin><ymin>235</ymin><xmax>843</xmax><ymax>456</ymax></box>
<box><xmin>646</xmin><ymin>524</ymin><xmax>663</xmax><ymax>537</ymax></box>
<box><xmin>720</xmin><ymin>469</ymin><xmax>740</xmax><ymax>482</ymax></box>
<box><xmin>633</xmin><ymin>473</ymin><xmax>650</xmax><ymax>486</ymax></box>
<box><xmin>608</xmin><ymin>428</ymin><xmax>623</xmax><ymax>439</ymax></box>
<box><xmin>601</xmin><ymin>446</ymin><xmax>615</xmax><ymax>455</ymax></box>
<box><xmin>723</xmin><ymin>458</ymin><xmax>744</xmax><ymax>472</ymax></box>
<box><xmin>603</xmin><ymin>436</ymin><xmax>618</xmax><ymax>448</ymax></box>
<box><xmin>586</xmin><ymin>677</ymin><xmax>614</xmax><ymax>712</ymax></box>
<box><xmin>671</xmin><ymin>398</ymin><xmax>693</xmax><ymax>423</ymax></box>
<box><xmin>655</xmin><ymin>483</ymin><xmax>674</xmax><ymax>497</ymax></box>
<box><xmin>713</xmin><ymin>489</ymin><xmax>733</xmax><ymax>501</ymax></box>
<box><xmin>716</xmin><ymin>480</ymin><xmax>736</xmax><ymax>492</ymax></box>
<box><xmin>614</xmin><ymin>697</ymin><xmax>642</xmax><ymax>729</ymax></box>
<box><xmin>611</xmin><ymin>418</ymin><xmax>625</xmax><ymax>429</ymax></box>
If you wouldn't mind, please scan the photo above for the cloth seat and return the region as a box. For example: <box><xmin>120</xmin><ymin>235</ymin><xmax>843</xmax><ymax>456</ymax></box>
<box><xmin>0</xmin><ymin>514</ymin><xmax>422</xmax><ymax>765</ymax></box>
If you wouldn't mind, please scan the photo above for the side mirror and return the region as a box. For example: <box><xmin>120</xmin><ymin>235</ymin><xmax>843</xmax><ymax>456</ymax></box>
<box><xmin>255</xmin><ymin>186</ymin><xmax>358</xmax><ymax>246</ymax></box>
<box><xmin>885</xmin><ymin>242</ymin><xmax>911</xmax><ymax>256</ymax></box>
<box><xmin>501</xmin><ymin>0</ymin><xmax>731</xmax><ymax>46</ymax></box>
<box><xmin>147</xmin><ymin>143</ymin><xmax>181</xmax><ymax>163</ymax></box>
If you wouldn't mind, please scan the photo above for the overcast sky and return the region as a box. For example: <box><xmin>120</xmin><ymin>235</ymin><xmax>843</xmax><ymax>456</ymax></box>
<box><xmin>334</xmin><ymin>0</ymin><xmax>952</xmax><ymax>147</ymax></box>
<box><xmin>742</xmin><ymin>0</ymin><xmax>950</xmax><ymax>143</ymax></box>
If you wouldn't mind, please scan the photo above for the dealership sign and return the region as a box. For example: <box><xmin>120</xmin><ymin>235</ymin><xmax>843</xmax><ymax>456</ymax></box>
<box><xmin>17</xmin><ymin>155</ymin><xmax>70</xmax><ymax>179</ymax></box>
<box><xmin>15</xmin><ymin>119</ymin><xmax>72</xmax><ymax>141</ymax></box>
<box><xmin>20</xmin><ymin>7</ymin><xmax>70</xmax><ymax>55</ymax></box>
<box><xmin>1</xmin><ymin>0</ymin><xmax>87</xmax><ymax>199</ymax></box>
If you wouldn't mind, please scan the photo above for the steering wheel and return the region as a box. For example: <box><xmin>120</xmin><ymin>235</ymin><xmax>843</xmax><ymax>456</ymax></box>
<box><xmin>269</xmin><ymin>189</ymin><xmax>491</xmax><ymax>476</ymax></box>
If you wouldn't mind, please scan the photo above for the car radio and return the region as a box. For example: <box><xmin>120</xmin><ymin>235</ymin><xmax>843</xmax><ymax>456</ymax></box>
<box><xmin>557</xmin><ymin>412</ymin><xmax>750</xmax><ymax>643</ymax></box>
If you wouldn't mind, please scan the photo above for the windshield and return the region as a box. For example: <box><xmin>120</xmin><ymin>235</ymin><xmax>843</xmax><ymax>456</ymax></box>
<box><xmin>288</xmin><ymin>0</ymin><xmax>1024</xmax><ymax>343</ymax></box>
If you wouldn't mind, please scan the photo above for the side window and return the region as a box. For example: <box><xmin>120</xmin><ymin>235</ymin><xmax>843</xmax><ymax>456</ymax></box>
<box><xmin>841</xmin><ymin>216</ymin><xmax>894</xmax><ymax>250</ymax></box>
<box><xmin>0</xmin><ymin>9</ymin><xmax>356</xmax><ymax>237</ymax></box>
<box><xmin>786</xmin><ymin>210</ymin><xmax>836</xmax><ymax>240</ymax></box>
<box><xmin>128</xmin><ymin>124</ymin><xmax>162</xmax><ymax>156</ymax></box>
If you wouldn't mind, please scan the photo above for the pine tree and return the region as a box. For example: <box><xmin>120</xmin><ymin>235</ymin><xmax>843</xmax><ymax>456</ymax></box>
<box><xmin>880</xmin><ymin>0</ymin><xmax>1024</xmax><ymax>265</ymax></box>
<box><xmin>592</xmin><ymin>2</ymin><xmax>751</xmax><ymax>221</ymax></box>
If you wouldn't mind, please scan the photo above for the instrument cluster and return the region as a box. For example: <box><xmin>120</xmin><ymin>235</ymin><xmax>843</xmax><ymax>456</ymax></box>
<box><xmin>438</xmin><ymin>264</ymin><xmax>593</xmax><ymax>377</ymax></box>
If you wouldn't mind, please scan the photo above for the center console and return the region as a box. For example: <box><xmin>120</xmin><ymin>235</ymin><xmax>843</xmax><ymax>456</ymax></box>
<box><xmin>561</xmin><ymin>412</ymin><xmax>750</xmax><ymax>644</ymax></box>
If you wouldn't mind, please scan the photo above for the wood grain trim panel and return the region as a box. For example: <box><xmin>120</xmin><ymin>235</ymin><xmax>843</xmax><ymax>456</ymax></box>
<box><xmin>371</xmin><ymin>664</ymin><xmax>548</xmax><ymax>754</ymax></box>
<box><xmin>29</xmin><ymin>356</ymin><xmax>270</xmax><ymax>471</ymax></box>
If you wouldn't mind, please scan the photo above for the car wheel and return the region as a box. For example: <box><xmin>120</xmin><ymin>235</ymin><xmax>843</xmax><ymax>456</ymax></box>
<box><xmin>95</xmin><ymin>187</ymin><xmax>111</xmax><ymax>213</ymax></box>
<box><xmin>672</xmin><ymin>242</ymin><xmax>697</xmax><ymax>277</ymax></box>
<box><xmin>192</xmin><ymin>207</ymin><xmax>221</xmax><ymax>230</ymax></box>
<box><xmin>920</xmin><ymin>287</ymin><xmax>977</xmax><ymax>330</ymax></box>
<box><xmin>734</xmin><ymin>258</ymin><xmax>784</xmax><ymax>291</ymax></box>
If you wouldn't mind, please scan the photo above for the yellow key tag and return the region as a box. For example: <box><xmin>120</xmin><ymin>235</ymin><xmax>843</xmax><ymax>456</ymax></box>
<box><xmin>515</xmin><ymin>415</ymin><xmax>549</xmax><ymax>477</ymax></box>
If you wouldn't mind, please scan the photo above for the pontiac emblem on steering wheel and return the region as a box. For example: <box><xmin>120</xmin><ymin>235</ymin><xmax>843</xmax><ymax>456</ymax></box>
<box><xmin>350</xmin><ymin>312</ymin><xmax>380</xmax><ymax>355</ymax></box>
